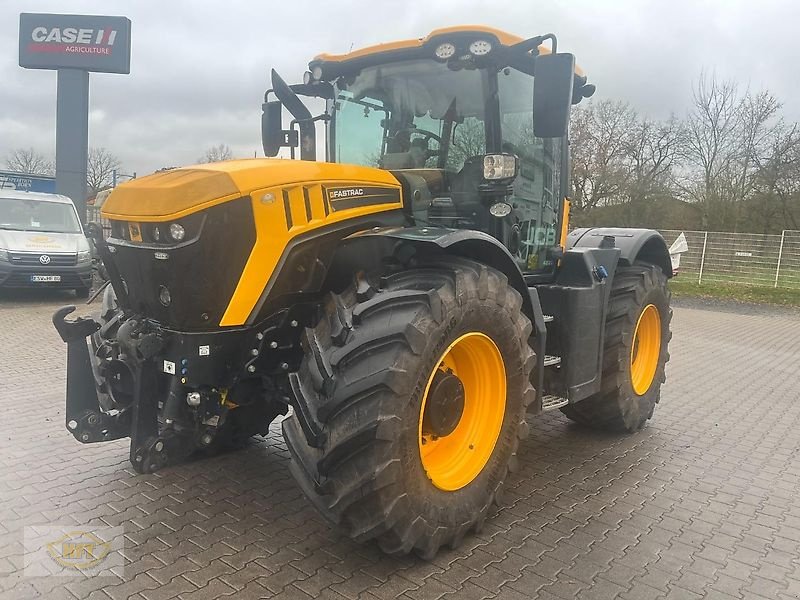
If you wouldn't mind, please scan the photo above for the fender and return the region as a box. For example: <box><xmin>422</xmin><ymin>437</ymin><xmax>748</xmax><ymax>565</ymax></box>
<box><xmin>345</xmin><ymin>226</ymin><xmax>535</xmax><ymax>320</ymax></box>
<box><xmin>567</xmin><ymin>227</ymin><xmax>673</xmax><ymax>278</ymax></box>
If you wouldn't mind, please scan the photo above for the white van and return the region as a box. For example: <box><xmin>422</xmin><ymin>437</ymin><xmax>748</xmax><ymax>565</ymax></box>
<box><xmin>0</xmin><ymin>190</ymin><xmax>93</xmax><ymax>296</ymax></box>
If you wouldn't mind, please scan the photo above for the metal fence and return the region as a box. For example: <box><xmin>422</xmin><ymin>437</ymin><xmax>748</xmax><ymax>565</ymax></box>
<box><xmin>659</xmin><ymin>229</ymin><xmax>800</xmax><ymax>290</ymax></box>
<box><xmin>82</xmin><ymin>208</ymin><xmax>798</xmax><ymax>291</ymax></box>
<box><xmin>87</xmin><ymin>206</ymin><xmax>111</xmax><ymax>238</ymax></box>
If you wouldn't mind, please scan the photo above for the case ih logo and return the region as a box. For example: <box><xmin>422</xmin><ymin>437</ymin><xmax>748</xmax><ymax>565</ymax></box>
<box><xmin>19</xmin><ymin>14</ymin><xmax>131</xmax><ymax>74</ymax></box>
<box><xmin>28</xmin><ymin>26</ymin><xmax>119</xmax><ymax>55</ymax></box>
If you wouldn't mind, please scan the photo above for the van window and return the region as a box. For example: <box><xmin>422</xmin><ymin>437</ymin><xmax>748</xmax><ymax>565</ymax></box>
<box><xmin>0</xmin><ymin>198</ymin><xmax>81</xmax><ymax>234</ymax></box>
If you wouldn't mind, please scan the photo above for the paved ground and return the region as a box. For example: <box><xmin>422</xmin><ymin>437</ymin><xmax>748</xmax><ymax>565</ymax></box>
<box><xmin>2</xmin><ymin>289</ymin><xmax>800</xmax><ymax>600</ymax></box>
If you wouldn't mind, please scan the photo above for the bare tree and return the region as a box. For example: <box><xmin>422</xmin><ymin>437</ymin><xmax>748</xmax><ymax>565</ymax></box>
<box><xmin>198</xmin><ymin>144</ymin><xmax>233</xmax><ymax>164</ymax></box>
<box><xmin>5</xmin><ymin>148</ymin><xmax>54</xmax><ymax>175</ymax></box>
<box><xmin>747</xmin><ymin>124</ymin><xmax>800</xmax><ymax>232</ymax></box>
<box><xmin>86</xmin><ymin>147</ymin><xmax>122</xmax><ymax>195</ymax></box>
<box><xmin>679</xmin><ymin>71</ymin><xmax>782</xmax><ymax>230</ymax></box>
<box><xmin>569</xmin><ymin>100</ymin><xmax>638</xmax><ymax>212</ymax></box>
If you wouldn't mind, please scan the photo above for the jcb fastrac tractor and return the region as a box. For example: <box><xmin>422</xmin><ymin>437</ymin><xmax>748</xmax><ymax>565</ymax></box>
<box><xmin>55</xmin><ymin>26</ymin><xmax>672</xmax><ymax>558</ymax></box>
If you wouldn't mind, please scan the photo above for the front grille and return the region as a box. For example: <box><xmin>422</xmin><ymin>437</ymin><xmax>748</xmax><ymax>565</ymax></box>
<box><xmin>9</xmin><ymin>252</ymin><xmax>77</xmax><ymax>266</ymax></box>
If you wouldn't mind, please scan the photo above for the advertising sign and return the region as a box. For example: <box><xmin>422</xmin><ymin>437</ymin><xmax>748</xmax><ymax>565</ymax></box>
<box><xmin>19</xmin><ymin>13</ymin><xmax>131</xmax><ymax>74</ymax></box>
<box><xmin>0</xmin><ymin>170</ymin><xmax>57</xmax><ymax>194</ymax></box>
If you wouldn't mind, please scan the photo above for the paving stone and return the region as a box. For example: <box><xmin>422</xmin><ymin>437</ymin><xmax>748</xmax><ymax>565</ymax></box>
<box><xmin>4</xmin><ymin>287</ymin><xmax>800</xmax><ymax>600</ymax></box>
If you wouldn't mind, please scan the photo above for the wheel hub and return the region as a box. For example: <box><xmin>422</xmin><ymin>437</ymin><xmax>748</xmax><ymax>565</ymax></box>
<box><xmin>418</xmin><ymin>332</ymin><xmax>507</xmax><ymax>491</ymax></box>
<box><xmin>422</xmin><ymin>370</ymin><xmax>465</xmax><ymax>437</ymax></box>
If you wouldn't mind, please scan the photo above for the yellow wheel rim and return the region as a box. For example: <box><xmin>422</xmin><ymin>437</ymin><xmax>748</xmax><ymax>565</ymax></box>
<box><xmin>630</xmin><ymin>304</ymin><xmax>661</xmax><ymax>395</ymax></box>
<box><xmin>418</xmin><ymin>332</ymin><xmax>506</xmax><ymax>491</ymax></box>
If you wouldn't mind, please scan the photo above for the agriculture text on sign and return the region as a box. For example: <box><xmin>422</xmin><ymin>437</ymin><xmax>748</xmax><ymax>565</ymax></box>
<box><xmin>19</xmin><ymin>13</ymin><xmax>131</xmax><ymax>74</ymax></box>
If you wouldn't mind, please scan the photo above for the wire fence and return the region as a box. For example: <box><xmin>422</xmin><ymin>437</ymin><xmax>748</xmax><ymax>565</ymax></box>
<box><xmin>83</xmin><ymin>208</ymin><xmax>799</xmax><ymax>291</ymax></box>
<box><xmin>87</xmin><ymin>206</ymin><xmax>112</xmax><ymax>238</ymax></box>
<box><xmin>659</xmin><ymin>229</ymin><xmax>800</xmax><ymax>290</ymax></box>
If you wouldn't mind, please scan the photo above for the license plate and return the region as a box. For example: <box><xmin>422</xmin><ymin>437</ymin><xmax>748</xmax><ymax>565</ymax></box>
<box><xmin>31</xmin><ymin>275</ymin><xmax>61</xmax><ymax>282</ymax></box>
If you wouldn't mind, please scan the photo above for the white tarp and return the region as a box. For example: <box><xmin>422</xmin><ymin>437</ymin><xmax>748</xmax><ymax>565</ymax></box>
<box><xmin>669</xmin><ymin>232</ymin><xmax>688</xmax><ymax>274</ymax></box>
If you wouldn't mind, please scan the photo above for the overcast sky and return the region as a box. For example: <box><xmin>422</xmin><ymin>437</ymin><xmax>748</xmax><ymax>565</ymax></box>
<box><xmin>2</xmin><ymin>0</ymin><xmax>799</xmax><ymax>176</ymax></box>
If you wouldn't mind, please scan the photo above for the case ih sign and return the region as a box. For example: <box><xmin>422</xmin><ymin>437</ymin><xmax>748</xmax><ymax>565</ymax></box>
<box><xmin>19</xmin><ymin>13</ymin><xmax>131</xmax><ymax>73</ymax></box>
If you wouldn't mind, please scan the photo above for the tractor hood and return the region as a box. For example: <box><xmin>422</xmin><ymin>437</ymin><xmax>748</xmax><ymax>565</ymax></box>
<box><xmin>101</xmin><ymin>159</ymin><xmax>401</xmax><ymax>222</ymax></box>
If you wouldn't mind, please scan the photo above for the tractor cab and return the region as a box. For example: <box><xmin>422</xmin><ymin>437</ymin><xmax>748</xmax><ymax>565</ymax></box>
<box><xmin>263</xmin><ymin>26</ymin><xmax>595</xmax><ymax>278</ymax></box>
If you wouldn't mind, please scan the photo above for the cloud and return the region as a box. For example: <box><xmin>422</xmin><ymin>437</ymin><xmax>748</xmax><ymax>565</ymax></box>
<box><xmin>1</xmin><ymin>0</ymin><xmax>799</xmax><ymax>175</ymax></box>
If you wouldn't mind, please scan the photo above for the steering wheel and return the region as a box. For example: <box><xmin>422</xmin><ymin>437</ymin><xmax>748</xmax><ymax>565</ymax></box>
<box><xmin>393</xmin><ymin>127</ymin><xmax>443</xmax><ymax>145</ymax></box>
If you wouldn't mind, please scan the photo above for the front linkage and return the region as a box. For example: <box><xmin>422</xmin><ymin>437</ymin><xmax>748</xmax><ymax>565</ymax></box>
<box><xmin>54</xmin><ymin>307</ymin><xmax>190</xmax><ymax>472</ymax></box>
<box><xmin>53</xmin><ymin>225</ymin><xmax>297</xmax><ymax>473</ymax></box>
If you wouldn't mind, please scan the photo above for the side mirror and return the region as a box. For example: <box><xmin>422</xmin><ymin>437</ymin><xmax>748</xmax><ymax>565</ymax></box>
<box><xmin>262</xmin><ymin>101</ymin><xmax>298</xmax><ymax>157</ymax></box>
<box><xmin>533</xmin><ymin>53</ymin><xmax>575</xmax><ymax>138</ymax></box>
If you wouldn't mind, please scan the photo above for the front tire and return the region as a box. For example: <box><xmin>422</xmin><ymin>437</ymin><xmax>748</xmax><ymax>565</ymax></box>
<box><xmin>283</xmin><ymin>257</ymin><xmax>535</xmax><ymax>558</ymax></box>
<box><xmin>561</xmin><ymin>262</ymin><xmax>671</xmax><ymax>432</ymax></box>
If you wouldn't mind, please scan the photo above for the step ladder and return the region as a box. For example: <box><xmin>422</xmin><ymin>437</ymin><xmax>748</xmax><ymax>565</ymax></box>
<box><xmin>542</xmin><ymin>394</ymin><xmax>569</xmax><ymax>411</ymax></box>
<box><xmin>540</xmin><ymin>313</ymin><xmax>567</xmax><ymax>411</ymax></box>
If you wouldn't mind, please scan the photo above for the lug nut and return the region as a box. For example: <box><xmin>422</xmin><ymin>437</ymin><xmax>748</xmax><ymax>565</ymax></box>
<box><xmin>280</xmin><ymin>362</ymin><xmax>289</xmax><ymax>370</ymax></box>
<box><xmin>290</xmin><ymin>320</ymin><xmax>298</xmax><ymax>327</ymax></box>
<box><xmin>80</xmin><ymin>433</ymin><xmax>90</xmax><ymax>442</ymax></box>
<box><xmin>67</xmin><ymin>420</ymin><xmax>78</xmax><ymax>430</ymax></box>
<box><xmin>154</xmin><ymin>441</ymin><xmax>164</xmax><ymax>452</ymax></box>
<box><xmin>186</xmin><ymin>392</ymin><xmax>202</xmax><ymax>407</ymax></box>
<box><xmin>270</xmin><ymin>341</ymin><xmax>278</xmax><ymax>349</ymax></box>
<box><xmin>251</xmin><ymin>348</ymin><xmax>259</xmax><ymax>356</ymax></box>
<box><xmin>256</xmin><ymin>332</ymin><xmax>264</xmax><ymax>340</ymax></box>
<box><xmin>200</xmin><ymin>433</ymin><xmax>213</xmax><ymax>446</ymax></box>
<box><xmin>247</xmin><ymin>364</ymin><xmax>256</xmax><ymax>373</ymax></box>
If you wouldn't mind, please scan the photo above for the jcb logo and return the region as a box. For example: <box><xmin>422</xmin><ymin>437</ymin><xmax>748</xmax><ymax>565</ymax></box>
<box><xmin>46</xmin><ymin>531</ymin><xmax>111</xmax><ymax>569</ymax></box>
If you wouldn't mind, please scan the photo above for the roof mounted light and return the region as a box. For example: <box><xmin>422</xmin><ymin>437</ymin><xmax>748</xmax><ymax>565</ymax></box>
<box><xmin>311</xmin><ymin>65</ymin><xmax>323</xmax><ymax>80</ymax></box>
<box><xmin>468</xmin><ymin>39</ymin><xmax>492</xmax><ymax>56</ymax></box>
<box><xmin>434</xmin><ymin>42</ymin><xmax>456</xmax><ymax>60</ymax></box>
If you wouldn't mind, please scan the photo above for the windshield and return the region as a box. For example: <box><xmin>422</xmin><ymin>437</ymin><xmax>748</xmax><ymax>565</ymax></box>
<box><xmin>0</xmin><ymin>198</ymin><xmax>82</xmax><ymax>233</ymax></box>
<box><xmin>330</xmin><ymin>58</ymin><xmax>564</xmax><ymax>275</ymax></box>
<box><xmin>333</xmin><ymin>59</ymin><xmax>489</xmax><ymax>171</ymax></box>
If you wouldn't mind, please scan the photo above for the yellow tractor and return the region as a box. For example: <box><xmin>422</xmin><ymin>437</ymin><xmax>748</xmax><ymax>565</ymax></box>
<box><xmin>54</xmin><ymin>26</ymin><xmax>672</xmax><ymax>558</ymax></box>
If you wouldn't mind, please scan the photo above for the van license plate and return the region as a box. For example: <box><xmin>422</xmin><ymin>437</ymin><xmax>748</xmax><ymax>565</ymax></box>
<box><xmin>31</xmin><ymin>275</ymin><xmax>61</xmax><ymax>282</ymax></box>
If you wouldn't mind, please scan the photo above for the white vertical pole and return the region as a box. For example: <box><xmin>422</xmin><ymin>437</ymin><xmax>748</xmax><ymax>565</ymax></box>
<box><xmin>775</xmin><ymin>230</ymin><xmax>786</xmax><ymax>289</ymax></box>
<box><xmin>698</xmin><ymin>231</ymin><xmax>709</xmax><ymax>285</ymax></box>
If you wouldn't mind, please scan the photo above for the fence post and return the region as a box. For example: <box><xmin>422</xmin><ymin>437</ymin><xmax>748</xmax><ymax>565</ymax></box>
<box><xmin>698</xmin><ymin>231</ymin><xmax>708</xmax><ymax>285</ymax></box>
<box><xmin>774</xmin><ymin>229</ymin><xmax>786</xmax><ymax>289</ymax></box>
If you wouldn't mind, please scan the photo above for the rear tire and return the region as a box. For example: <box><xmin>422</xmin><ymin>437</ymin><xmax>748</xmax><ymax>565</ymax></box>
<box><xmin>560</xmin><ymin>262</ymin><xmax>671</xmax><ymax>432</ymax></box>
<box><xmin>283</xmin><ymin>256</ymin><xmax>535</xmax><ymax>558</ymax></box>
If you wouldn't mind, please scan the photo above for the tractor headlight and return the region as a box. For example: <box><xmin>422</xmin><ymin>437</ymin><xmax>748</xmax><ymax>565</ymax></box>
<box><xmin>77</xmin><ymin>250</ymin><xmax>91</xmax><ymax>264</ymax></box>
<box><xmin>483</xmin><ymin>154</ymin><xmax>518</xmax><ymax>182</ymax></box>
<box><xmin>469</xmin><ymin>39</ymin><xmax>492</xmax><ymax>56</ymax></box>
<box><xmin>169</xmin><ymin>223</ymin><xmax>186</xmax><ymax>242</ymax></box>
<box><xmin>435</xmin><ymin>42</ymin><xmax>456</xmax><ymax>60</ymax></box>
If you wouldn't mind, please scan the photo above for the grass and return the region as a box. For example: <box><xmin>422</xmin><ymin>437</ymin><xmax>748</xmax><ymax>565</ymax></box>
<box><xmin>668</xmin><ymin>278</ymin><xmax>800</xmax><ymax>307</ymax></box>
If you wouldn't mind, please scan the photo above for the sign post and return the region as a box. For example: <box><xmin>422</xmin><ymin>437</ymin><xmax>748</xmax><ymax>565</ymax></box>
<box><xmin>18</xmin><ymin>13</ymin><xmax>131</xmax><ymax>223</ymax></box>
